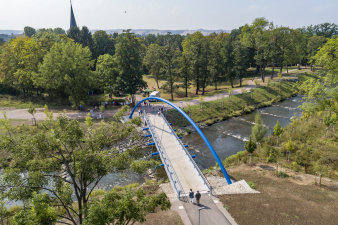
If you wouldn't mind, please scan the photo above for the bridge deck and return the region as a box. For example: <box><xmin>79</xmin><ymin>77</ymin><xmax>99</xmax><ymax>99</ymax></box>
<box><xmin>147</xmin><ymin>113</ymin><xmax>209</xmax><ymax>195</ymax></box>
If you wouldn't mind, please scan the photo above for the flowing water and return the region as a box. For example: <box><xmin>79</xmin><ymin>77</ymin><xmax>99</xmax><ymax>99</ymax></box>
<box><xmin>2</xmin><ymin>96</ymin><xmax>303</xmax><ymax>207</ymax></box>
<box><xmin>182</xmin><ymin>96</ymin><xmax>304</xmax><ymax>170</ymax></box>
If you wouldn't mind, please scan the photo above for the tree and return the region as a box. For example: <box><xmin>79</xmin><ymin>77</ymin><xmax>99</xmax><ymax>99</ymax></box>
<box><xmin>161</xmin><ymin>33</ymin><xmax>180</xmax><ymax>101</ymax></box>
<box><xmin>143</xmin><ymin>44</ymin><xmax>163</xmax><ymax>89</ymax></box>
<box><xmin>114</xmin><ymin>30</ymin><xmax>146</xmax><ymax>99</ymax></box>
<box><xmin>92</xmin><ymin>30</ymin><xmax>115</xmax><ymax>58</ymax></box>
<box><xmin>307</xmin><ymin>35</ymin><xmax>327</xmax><ymax>71</ymax></box>
<box><xmin>84</xmin><ymin>187</ymin><xmax>170</xmax><ymax>225</ymax></box>
<box><xmin>284</xmin><ymin>139</ymin><xmax>295</xmax><ymax>161</ymax></box>
<box><xmin>28</xmin><ymin>103</ymin><xmax>36</xmax><ymax>126</ymax></box>
<box><xmin>296</xmin><ymin>146</ymin><xmax>312</xmax><ymax>173</ymax></box>
<box><xmin>24</xmin><ymin>26</ymin><xmax>36</xmax><ymax>37</ymax></box>
<box><xmin>0</xmin><ymin>36</ymin><xmax>44</xmax><ymax>94</ymax></box>
<box><xmin>182</xmin><ymin>32</ymin><xmax>207</xmax><ymax>95</ymax></box>
<box><xmin>178</xmin><ymin>53</ymin><xmax>191</xmax><ymax>97</ymax></box>
<box><xmin>251</xmin><ymin>111</ymin><xmax>267</xmax><ymax>146</ymax></box>
<box><xmin>0</xmin><ymin>107</ymin><xmax>143</xmax><ymax>224</ymax></box>
<box><xmin>36</xmin><ymin>41</ymin><xmax>94</xmax><ymax>107</ymax></box>
<box><xmin>241</xmin><ymin>18</ymin><xmax>271</xmax><ymax>82</ymax></box>
<box><xmin>13</xmin><ymin>192</ymin><xmax>57</xmax><ymax>225</ymax></box>
<box><xmin>245</xmin><ymin>135</ymin><xmax>257</xmax><ymax>164</ymax></box>
<box><xmin>273</xmin><ymin>120</ymin><xmax>283</xmax><ymax>146</ymax></box>
<box><xmin>233</xmin><ymin>40</ymin><xmax>249</xmax><ymax>86</ymax></box>
<box><xmin>95</xmin><ymin>54</ymin><xmax>118</xmax><ymax>96</ymax></box>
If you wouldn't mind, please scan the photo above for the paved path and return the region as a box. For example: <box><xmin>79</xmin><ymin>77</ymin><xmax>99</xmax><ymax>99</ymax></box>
<box><xmin>147</xmin><ymin>113</ymin><xmax>209</xmax><ymax>195</ymax></box>
<box><xmin>0</xmin><ymin>108</ymin><xmax>119</xmax><ymax>120</ymax></box>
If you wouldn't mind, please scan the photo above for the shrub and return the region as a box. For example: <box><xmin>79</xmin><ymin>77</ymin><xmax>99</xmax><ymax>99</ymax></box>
<box><xmin>247</xmin><ymin>181</ymin><xmax>256</xmax><ymax>189</ymax></box>
<box><xmin>279</xmin><ymin>172</ymin><xmax>289</xmax><ymax>178</ymax></box>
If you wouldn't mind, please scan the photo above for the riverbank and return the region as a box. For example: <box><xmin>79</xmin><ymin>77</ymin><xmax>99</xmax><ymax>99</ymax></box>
<box><xmin>166</xmin><ymin>73</ymin><xmax>312</xmax><ymax>128</ymax></box>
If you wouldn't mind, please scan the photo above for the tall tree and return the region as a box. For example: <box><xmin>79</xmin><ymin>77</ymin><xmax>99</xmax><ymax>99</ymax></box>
<box><xmin>143</xmin><ymin>44</ymin><xmax>163</xmax><ymax>89</ymax></box>
<box><xmin>241</xmin><ymin>18</ymin><xmax>271</xmax><ymax>82</ymax></box>
<box><xmin>0</xmin><ymin>36</ymin><xmax>44</xmax><ymax>94</ymax></box>
<box><xmin>36</xmin><ymin>41</ymin><xmax>94</xmax><ymax>107</ymax></box>
<box><xmin>182</xmin><ymin>32</ymin><xmax>206</xmax><ymax>95</ymax></box>
<box><xmin>251</xmin><ymin>111</ymin><xmax>267</xmax><ymax>144</ymax></box>
<box><xmin>161</xmin><ymin>32</ymin><xmax>180</xmax><ymax>101</ymax></box>
<box><xmin>114</xmin><ymin>30</ymin><xmax>146</xmax><ymax>99</ymax></box>
<box><xmin>0</xmin><ymin>107</ymin><xmax>146</xmax><ymax>225</ymax></box>
<box><xmin>95</xmin><ymin>54</ymin><xmax>118</xmax><ymax>96</ymax></box>
<box><xmin>92</xmin><ymin>30</ymin><xmax>115</xmax><ymax>58</ymax></box>
<box><xmin>307</xmin><ymin>35</ymin><xmax>327</xmax><ymax>71</ymax></box>
<box><xmin>24</xmin><ymin>26</ymin><xmax>36</xmax><ymax>37</ymax></box>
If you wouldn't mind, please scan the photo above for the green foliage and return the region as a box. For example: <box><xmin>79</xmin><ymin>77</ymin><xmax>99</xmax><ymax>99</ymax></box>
<box><xmin>92</xmin><ymin>30</ymin><xmax>115</xmax><ymax>58</ymax></box>
<box><xmin>37</xmin><ymin>40</ymin><xmax>94</xmax><ymax>107</ymax></box>
<box><xmin>114</xmin><ymin>30</ymin><xmax>146</xmax><ymax>96</ymax></box>
<box><xmin>247</xmin><ymin>181</ymin><xmax>256</xmax><ymax>189</ymax></box>
<box><xmin>245</xmin><ymin>136</ymin><xmax>257</xmax><ymax>154</ymax></box>
<box><xmin>0</xmin><ymin>109</ymin><xmax>141</xmax><ymax>223</ymax></box>
<box><xmin>12</xmin><ymin>192</ymin><xmax>57</xmax><ymax>225</ymax></box>
<box><xmin>223</xmin><ymin>151</ymin><xmax>247</xmax><ymax>166</ymax></box>
<box><xmin>252</xmin><ymin>111</ymin><xmax>267</xmax><ymax>143</ymax></box>
<box><xmin>130</xmin><ymin>159</ymin><xmax>158</xmax><ymax>174</ymax></box>
<box><xmin>84</xmin><ymin>186</ymin><xmax>171</xmax><ymax>225</ymax></box>
<box><xmin>279</xmin><ymin>172</ymin><xmax>289</xmax><ymax>178</ymax></box>
<box><xmin>24</xmin><ymin>26</ymin><xmax>36</xmax><ymax>37</ymax></box>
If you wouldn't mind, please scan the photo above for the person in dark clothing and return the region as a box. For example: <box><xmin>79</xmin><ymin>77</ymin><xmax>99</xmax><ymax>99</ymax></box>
<box><xmin>195</xmin><ymin>191</ymin><xmax>201</xmax><ymax>205</ymax></box>
<box><xmin>189</xmin><ymin>189</ymin><xmax>194</xmax><ymax>204</ymax></box>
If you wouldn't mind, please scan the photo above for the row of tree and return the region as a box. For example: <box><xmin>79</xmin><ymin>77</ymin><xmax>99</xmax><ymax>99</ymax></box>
<box><xmin>1</xmin><ymin>20</ymin><xmax>336</xmax><ymax>105</ymax></box>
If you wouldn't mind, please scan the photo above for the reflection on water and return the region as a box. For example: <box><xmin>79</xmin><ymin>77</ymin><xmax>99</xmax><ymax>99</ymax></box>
<box><xmin>182</xmin><ymin>96</ymin><xmax>304</xmax><ymax>170</ymax></box>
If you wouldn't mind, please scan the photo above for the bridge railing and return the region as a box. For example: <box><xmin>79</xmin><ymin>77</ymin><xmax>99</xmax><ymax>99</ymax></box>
<box><xmin>159</xmin><ymin>112</ymin><xmax>214</xmax><ymax>195</ymax></box>
<box><xmin>144</xmin><ymin>113</ymin><xmax>188</xmax><ymax>202</ymax></box>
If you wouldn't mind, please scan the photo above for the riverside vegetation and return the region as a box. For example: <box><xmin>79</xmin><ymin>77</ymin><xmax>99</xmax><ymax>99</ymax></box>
<box><xmin>221</xmin><ymin>37</ymin><xmax>337</xmax><ymax>180</ymax></box>
<box><xmin>0</xmin><ymin>106</ymin><xmax>170</xmax><ymax>225</ymax></box>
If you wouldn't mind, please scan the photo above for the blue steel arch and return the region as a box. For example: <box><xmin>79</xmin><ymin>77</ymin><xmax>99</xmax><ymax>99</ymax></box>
<box><xmin>129</xmin><ymin>97</ymin><xmax>232</xmax><ymax>185</ymax></box>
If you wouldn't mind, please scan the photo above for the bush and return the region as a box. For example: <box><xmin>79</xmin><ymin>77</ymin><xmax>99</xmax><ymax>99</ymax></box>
<box><xmin>279</xmin><ymin>172</ymin><xmax>289</xmax><ymax>178</ymax></box>
<box><xmin>224</xmin><ymin>151</ymin><xmax>247</xmax><ymax>166</ymax></box>
<box><xmin>247</xmin><ymin>181</ymin><xmax>256</xmax><ymax>189</ymax></box>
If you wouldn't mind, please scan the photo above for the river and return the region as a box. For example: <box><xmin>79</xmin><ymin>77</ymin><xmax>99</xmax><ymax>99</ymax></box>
<box><xmin>2</xmin><ymin>96</ymin><xmax>304</xmax><ymax>207</ymax></box>
<box><xmin>181</xmin><ymin>95</ymin><xmax>304</xmax><ymax>170</ymax></box>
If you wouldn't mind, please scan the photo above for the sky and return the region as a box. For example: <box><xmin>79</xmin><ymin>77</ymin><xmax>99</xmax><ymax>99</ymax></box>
<box><xmin>0</xmin><ymin>0</ymin><xmax>337</xmax><ymax>30</ymax></box>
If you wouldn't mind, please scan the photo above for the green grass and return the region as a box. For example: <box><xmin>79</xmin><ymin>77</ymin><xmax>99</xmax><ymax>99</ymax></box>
<box><xmin>166</xmin><ymin>79</ymin><xmax>299</xmax><ymax>127</ymax></box>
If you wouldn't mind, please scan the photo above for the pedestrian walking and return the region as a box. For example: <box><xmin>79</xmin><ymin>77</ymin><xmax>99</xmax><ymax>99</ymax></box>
<box><xmin>189</xmin><ymin>189</ymin><xmax>194</xmax><ymax>204</ymax></box>
<box><xmin>195</xmin><ymin>191</ymin><xmax>201</xmax><ymax>206</ymax></box>
<box><xmin>138</xmin><ymin>109</ymin><xmax>141</xmax><ymax>116</ymax></box>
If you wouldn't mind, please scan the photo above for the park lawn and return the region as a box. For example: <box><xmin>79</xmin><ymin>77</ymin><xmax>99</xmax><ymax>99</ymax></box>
<box><xmin>219</xmin><ymin>164</ymin><xmax>338</xmax><ymax>225</ymax></box>
<box><xmin>0</xmin><ymin>94</ymin><xmax>44</xmax><ymax>109</ymax></box>
<box><xmin>143</xmin><ymin>74</ymin><xmax>247</xmax><ymax>102</ymax></box>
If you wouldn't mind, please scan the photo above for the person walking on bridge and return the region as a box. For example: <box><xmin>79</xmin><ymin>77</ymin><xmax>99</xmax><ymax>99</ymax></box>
<box><xmin>189</xmin><ymin>189</ymin><xmax>194</xmax><ymax>204</ymax></box>
<box><xmin>195</xmin><ymin>190</ymin><xmax>201</xmax><ymax>206</ymax></box>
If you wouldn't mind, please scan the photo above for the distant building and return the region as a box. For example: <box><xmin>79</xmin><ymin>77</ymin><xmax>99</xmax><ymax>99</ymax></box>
<box><xmin>70</xmin><ymin>1</ymin><xmax>77</xmax><ymax>28</ymax></box>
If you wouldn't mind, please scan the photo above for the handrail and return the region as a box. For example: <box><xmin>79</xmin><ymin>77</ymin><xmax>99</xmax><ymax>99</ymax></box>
<box><xmin>160</xmin><ymin>113</ymin><xmax>213</xmax><ymax>195</ymax></box>
<box><xmin>144</xmin><ymin>113</ymin><xmax>188</xmax><ymax>202</ymax></box>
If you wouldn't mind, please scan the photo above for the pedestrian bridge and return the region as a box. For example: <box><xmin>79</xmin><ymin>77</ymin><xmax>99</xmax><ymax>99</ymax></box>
<box><xmin>129</xmin><ymin>97</ymin><xmax>232</xmax><ymax>201</ymax></box>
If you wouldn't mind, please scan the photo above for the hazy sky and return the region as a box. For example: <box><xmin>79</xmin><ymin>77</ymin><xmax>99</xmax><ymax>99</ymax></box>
<box><xmin>1</xmin><ymin>0</ymin><xmax>337</xmax><ymax>30</ymax></box>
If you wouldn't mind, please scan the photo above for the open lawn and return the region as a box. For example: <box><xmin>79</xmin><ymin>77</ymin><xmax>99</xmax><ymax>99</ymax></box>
<box><xmin>143</xmin><ymin>75</ymin><xmax>247</xmax><ymax>102</ymax></box>
<box><xmin>220</xmin><ymin>164</ymin><xmax>338</xmax><ymax>225</ymax></box>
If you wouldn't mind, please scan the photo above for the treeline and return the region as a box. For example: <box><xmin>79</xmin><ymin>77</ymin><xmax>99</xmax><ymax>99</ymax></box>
<box><xmin>226</xmin><ymin>37</ymin><xmax>337</xmax><ymax>179</ymax></box>
<box><xmin>0</xmin><ymin>19</ymin><xmax>336</xmax><ymax>105</ymax></box>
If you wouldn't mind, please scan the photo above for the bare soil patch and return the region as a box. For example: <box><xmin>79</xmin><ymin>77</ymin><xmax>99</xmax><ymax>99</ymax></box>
<box><xmin>219</xmin><ymin>164</ymin><xmax>338</xmax><ymax>225</ymax></box>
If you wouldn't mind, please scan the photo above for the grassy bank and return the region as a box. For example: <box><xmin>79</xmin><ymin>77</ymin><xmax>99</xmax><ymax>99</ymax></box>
<box><xmin>166</xmin><ymin>78</ymin><xmax>303</xmax><ymax>127</ymax></box>
<box><xmin>223</xmin><ymin>112</ymin><xmax>338</xmax><ymax>180</ymax></box>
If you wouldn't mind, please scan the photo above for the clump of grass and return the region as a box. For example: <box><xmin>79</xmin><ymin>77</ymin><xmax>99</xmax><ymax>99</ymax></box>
<box><xmin>247</xmin><ymin>181</ymin><xmax>256</xmax><ymax>189</ymax></box>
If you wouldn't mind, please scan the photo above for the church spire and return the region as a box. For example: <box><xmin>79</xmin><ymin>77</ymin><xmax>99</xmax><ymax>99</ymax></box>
<box><xmin>70</xmin><ymin>0</ymin><xmax>77</xmax><ymax>28</ymax></box>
